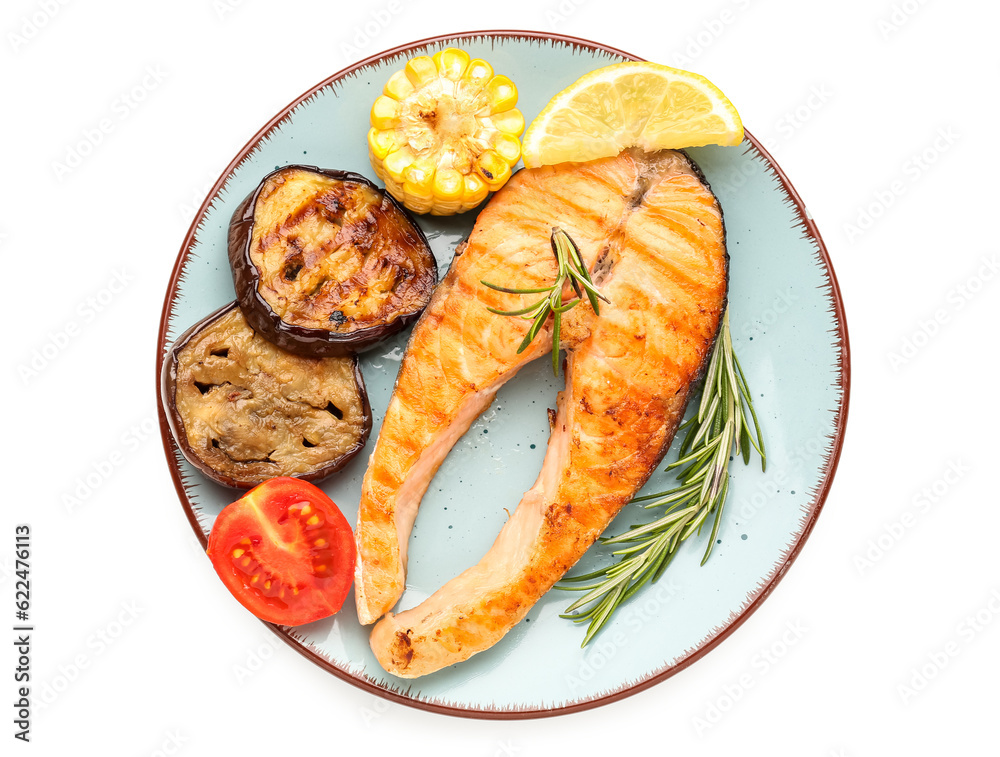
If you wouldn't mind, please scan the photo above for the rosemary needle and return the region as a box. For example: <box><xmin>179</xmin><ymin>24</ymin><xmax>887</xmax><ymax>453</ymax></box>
<box><xmin>481</xmin><ymin>227</ymin><xmax>608</xmax><ymax>376</ymax></box>
<box><xmin>558</xmin><ymin>310</ymin><xmax>765</xmax><ymax>647</ymax></box>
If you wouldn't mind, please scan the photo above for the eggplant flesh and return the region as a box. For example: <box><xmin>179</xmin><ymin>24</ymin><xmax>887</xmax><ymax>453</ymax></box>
<box><xmin>162</xmin><ymin>302</ymin><xmax>372</xmax><ymax>489</ymax></box>
<box><xmin>229</xmin><ymin>165</ymin><xmax>437</xmax><ymax>357</ymax></box>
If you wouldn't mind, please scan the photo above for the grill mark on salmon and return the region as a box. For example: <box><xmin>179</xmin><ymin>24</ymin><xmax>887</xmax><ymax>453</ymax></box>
<box><xmin>355</xmin><ymin>149</ymin><xmax>727</xmax><ymax>675</ymax></box>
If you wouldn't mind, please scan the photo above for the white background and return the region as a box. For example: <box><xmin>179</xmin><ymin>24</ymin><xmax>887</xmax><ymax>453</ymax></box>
<box><xmin>3</xmin><ymin>0</ymin><xmax>998</xmax><ymax>753</ymax></box>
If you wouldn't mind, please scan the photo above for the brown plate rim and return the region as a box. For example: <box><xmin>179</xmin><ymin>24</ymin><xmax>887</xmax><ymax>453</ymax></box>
<box><xmin>155</xmin><ymin>28</ymin><xmax>850</xmax><ymax>720</ymax></box>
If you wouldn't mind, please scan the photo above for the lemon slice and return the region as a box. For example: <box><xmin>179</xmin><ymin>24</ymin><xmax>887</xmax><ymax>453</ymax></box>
<box><xmin>521</xmin><ymin>61</ymin><xmax>743</xmax><ymax>168</ymax></box>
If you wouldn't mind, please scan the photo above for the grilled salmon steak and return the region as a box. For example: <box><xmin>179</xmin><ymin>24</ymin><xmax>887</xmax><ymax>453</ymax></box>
<box><xmin>355</xmin><ymin>148</ymin><xmax>728</xmax><ymax>676</ymax></box>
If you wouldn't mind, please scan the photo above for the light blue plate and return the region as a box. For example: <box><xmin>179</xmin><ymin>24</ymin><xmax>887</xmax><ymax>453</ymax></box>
<box><xmin>156</xmin><ymin>31</ymin><xmax>849</xmax><ymax>718</ymax></box>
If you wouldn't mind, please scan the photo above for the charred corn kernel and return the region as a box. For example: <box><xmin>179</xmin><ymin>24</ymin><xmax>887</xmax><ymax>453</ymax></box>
<box><xmin>476</xmin><ymin>149</ymin><xmax>511</xmax><ymax>189</ymax></box>
<box><xmin>367</xmin><ymin>47</ymin><xmax>523</xmax><ymax>215</ymax></box>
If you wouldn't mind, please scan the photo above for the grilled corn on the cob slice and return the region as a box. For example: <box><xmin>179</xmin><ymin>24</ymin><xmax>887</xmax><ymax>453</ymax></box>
<box><xmin>368</xmin><ymin>48</ymin><xmax>524</xmax><ymax>215</ymax></box>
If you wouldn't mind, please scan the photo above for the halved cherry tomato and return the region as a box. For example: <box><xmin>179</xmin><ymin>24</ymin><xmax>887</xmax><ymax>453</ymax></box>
<box><xmin>206</xmin><ymin>477</ymin><xmax>355</xmax><ymax>625</ymax></box>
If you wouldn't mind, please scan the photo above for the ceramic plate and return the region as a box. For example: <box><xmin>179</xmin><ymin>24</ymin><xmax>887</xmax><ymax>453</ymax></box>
<box><xmin>156</xmin><ymin>31</ymin><xmax>849</xmax><ymax>718</ymax></box>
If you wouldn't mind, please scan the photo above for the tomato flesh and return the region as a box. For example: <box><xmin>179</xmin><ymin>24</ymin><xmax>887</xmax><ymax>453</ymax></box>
<box><xmin>207</xmin><ymin>477</ymin><xmax>355</xmax><ymax>625</ymax></box>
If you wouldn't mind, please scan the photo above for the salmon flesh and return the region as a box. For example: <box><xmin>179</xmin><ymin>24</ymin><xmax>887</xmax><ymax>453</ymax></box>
<box><xmin>355</xmin><ymin>149</ymin><xmax>728</xmax><ymax>677</ymax></box>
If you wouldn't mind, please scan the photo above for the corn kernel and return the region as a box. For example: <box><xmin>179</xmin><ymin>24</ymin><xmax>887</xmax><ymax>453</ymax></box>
<box><xmin>370</xmin><ymin>95</ymin><xmax>401</xmax><ymax>130</ymax></box>
<box><xmin>367</xmin><ymin>128</ymin><xmax>398</xmax><ymax>161</ymax></box>
<box><xmin>464</xmin><ymin>173</ymin><xmax>489</xmax><ymax>205</ymax></box>
<box><xmin>404</xmin><ymin>163</ymin><xmax>435</xmax><ymax>195</ymax></box>
<box><xmin>463</xmin><ymin>58</ymin><xmax>494</xmax><ymax>87</ymax></box>
<box><xmin>432</xmin><ymin>168</ymin><xmax>464</xmax><ymax>201</ymax></box>
<box><xmin>405</xmin><ymin>56</ymin><xmax>438</xmax><ymax>87</ymax></box>
<box><xmin>491</xmin><ymin>109</ymin><xmax>525</xmax><ymax>137</ymax></box>
<box><xmin>494</xmin><ymin>133</ymin><xmax>522</xmax><ymax>164</ymax></box>
<box><xmin>476</xmin><ymin>149</ymin><xmax>511</xmax><ymax>189</ymax></box>
<box><xmin>434</xmin><ymin>48</ymin><xmax>471</xmax><ymax>79</ymax></box>
<box><xmin>383</xmin><ymin>147</ymin><xmax>415</xmax><ymax>184</ymax></box>
<box><xmin>486</xmin><ymin>75</ymin><xmax>518</xmax><ymax>114</ymax></box>
<box><xmin>383</xmin><ymin>69</ymin><xmax>415</xmax><ymax>100</ymax></box>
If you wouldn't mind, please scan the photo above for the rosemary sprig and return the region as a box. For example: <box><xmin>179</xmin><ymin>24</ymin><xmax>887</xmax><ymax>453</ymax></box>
<box><xmin>558</xmin><ymin>310</ymin><xmax>765</xmax><ymax>646</ymax></box>
<box><xmin>481</xmin><ymin>227</ymin><xmax>608</xmax><ymax>375</ymax></box>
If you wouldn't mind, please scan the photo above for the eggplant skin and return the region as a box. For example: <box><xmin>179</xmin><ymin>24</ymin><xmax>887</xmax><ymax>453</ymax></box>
<box><xmin>161</xmin><ymin>302</ymin><xmax>373</xmax><ymax>489</ymax></box>
<box><xmin>228</xmin><ymin>165</ymin><xmax>437</xmax><ymax>358</ymax></box>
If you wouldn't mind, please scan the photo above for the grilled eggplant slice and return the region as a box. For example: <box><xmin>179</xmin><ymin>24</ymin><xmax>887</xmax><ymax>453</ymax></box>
<box><xmin>161</xmin><ymin>302</ymin><xmax>372</xmax><ymax>489</ymax></box>
<box><xmin>228</xmin><ymin>165</ymin><xmax>437</xmax><ymax>357</ymax></box>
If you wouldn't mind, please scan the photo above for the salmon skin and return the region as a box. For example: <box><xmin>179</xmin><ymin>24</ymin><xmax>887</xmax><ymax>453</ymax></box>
<box><xmin>355</xmin><ymin>149</ymin><xmax>728</xmax><ymax>677</ymax></box>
